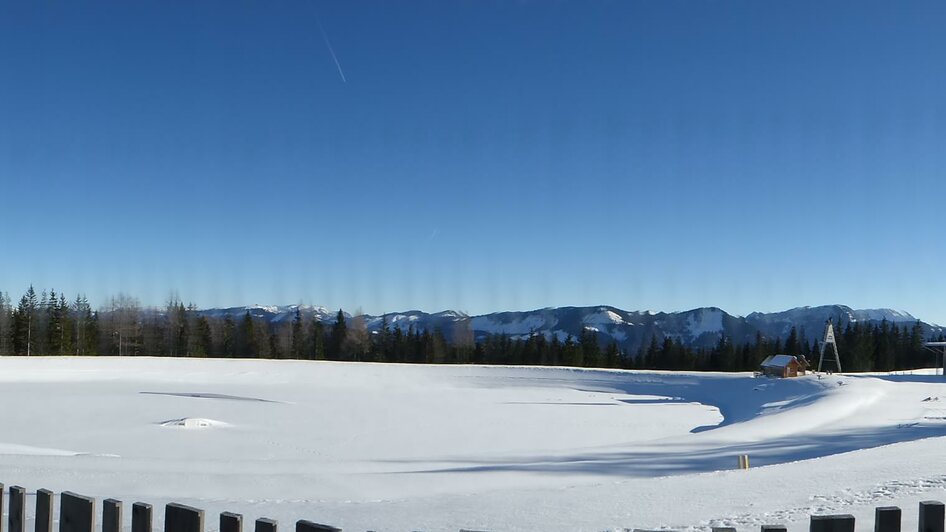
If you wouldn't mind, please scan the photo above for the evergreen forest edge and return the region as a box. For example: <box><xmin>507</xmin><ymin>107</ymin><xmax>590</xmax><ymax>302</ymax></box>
<box><xmin>0</xmin><ymin>286</ymin><xmax>942</xmax><ymax>372</ymax></box>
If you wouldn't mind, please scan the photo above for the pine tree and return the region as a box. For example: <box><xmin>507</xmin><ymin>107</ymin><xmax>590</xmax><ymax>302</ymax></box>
<box><xmin>0</xmin><ymin>291</ymin><xmax>11</xmax><ymax>356</ymax></box>
<box><xmin>177</xmin><ymin>304</ymin><xmax>190</xmax><ymax>356</ymax></box>
<box><xmin>429</xmin><ymin>328</ymin><xmax>448</xmax><ymax>364</ymax></box>
<box><xmin>222</xmin><ymin>315</ymin><xmax>236</xmax><ymax>358</ymax></box>
<box><xmin>376</xmin><ymin>315</ymin><xmax>390</xmax><ymax>362</ymax></box>
<box><xmin>193</xmin><ymin>316</ymin><xmax>213</xmax><ymax>357</ymax></box>
<box><xmin>392</xmin><ymin>325</ymin><xmax>404</xmax><ymax>362</ymax></box>
<box><xmin>58</xmin><ymin>293</ymin><xmax>75</xmax><ymax>356</ymax></box>
<box><xmin>268</xmin><ymin>331</ymin><xmax>281</xmax><ymax>359</ymax></box>
<box><xmin>562</xmin><ymin>334</ymin><xmax>581</xmax><ymax>367</ymax></box>
<box><xmin>12</xmin><ymin>286</ymin><xmax>39</xmax><ymax>355</ymax></box>
<box><xmin>645</xmin><ymin>334</ymin><xmax>659</xmax><ymax>368</ymax></box>
<box><xmin>236</xmin><ymin>311</ymin><xmax>257</xmax><ymax>358</ymax></box>
<box><xmin>46</xmin><ymin>289</ymin><xmax>63</xmax><ymax>356</ymax></box>
<box><xmin>784</xmin><ymin>326</ymin><xmax>799</xmax><ymax>355</ymax></box>
<box><xmin>307</xmin><ymin>319</ymin><xmax>325</xmax><ymax>360</ymax></box>
<box><xmin>579</xmin><ymin>329</ymin><xmax>600</xmax><ymax>367</ymax></box>
<box><xmin>330</xmin><ymin>309</ymin><xmax>347</xmax><ymax>360</ymax></box>
<box><xmin>290</xmin><ymin>309</ymin><xmax>304</xmax><ymax>359</ymax></box>
<box><xmin>549</xmin><ymin>333</ymin><xmax>562</xmax><ymax>366</ymax></box>
<box><xmin>35</xmin><ymin>289</ymin><xmax>49</xmax><ymax>355</ymax></box>
<box><xmin>84</xmin><ymin>309</ymin><xmax>100</xmax><ymax>355</ymax></box>
<box><xmin>604</xmin><ymin>342</ymin><xmax>620</xmax><ymax>368</ymax></box>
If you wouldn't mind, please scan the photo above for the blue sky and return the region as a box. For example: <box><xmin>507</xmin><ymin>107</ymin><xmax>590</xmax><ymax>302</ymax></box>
<box><xmin>1</xmin><ymin>1</ymin><xmax>945</xmax><ymax>322</ymax></box>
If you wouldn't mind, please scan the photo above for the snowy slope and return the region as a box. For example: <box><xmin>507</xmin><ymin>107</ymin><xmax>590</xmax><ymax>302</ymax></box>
<box><xmin>3</xmin><ymin>358</ymin><xmax>946</xmax><ymax>531</ymax></box>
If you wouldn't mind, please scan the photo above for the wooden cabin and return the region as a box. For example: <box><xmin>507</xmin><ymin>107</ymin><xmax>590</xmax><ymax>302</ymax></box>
<box><xmin>760</xmin><ymin>354</ymin><xmax>810</xmax><ymax>378</ymax></box>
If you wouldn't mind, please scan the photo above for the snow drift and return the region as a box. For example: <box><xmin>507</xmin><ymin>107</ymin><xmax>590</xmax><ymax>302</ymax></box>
<box><xmin>2</xmin><ymin>357</ymin><xmax>946</xmax><ymax>531</ymax></box>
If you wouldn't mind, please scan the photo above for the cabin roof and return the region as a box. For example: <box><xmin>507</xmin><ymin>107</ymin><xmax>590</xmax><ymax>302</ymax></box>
<box><xmin>760</xmin><ymin>354</ymin><xmax>799</xmax><ymax>369</ymax></box>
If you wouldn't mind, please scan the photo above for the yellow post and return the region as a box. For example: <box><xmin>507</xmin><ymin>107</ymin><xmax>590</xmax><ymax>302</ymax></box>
<box><xmin>737</xmin><ymin>454</ymin><xmax>750</xmax><ymax>470</ymax></box>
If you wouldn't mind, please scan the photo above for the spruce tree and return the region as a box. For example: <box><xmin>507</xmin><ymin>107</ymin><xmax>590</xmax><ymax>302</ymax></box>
<box><xmin>290</xmin><ymin>309</ymin><xmax>304</xmax><ymax>359</ymax></box>
<box><xmin>84</xmin><ymin>309</ymin><xmax>100</xmax><ymax>355</ymax></box>
<box><xmin>173</xmin><ymin>303</ymin><xmax>190</xmax><ymax>357</ymax></box>
<box><xmin>58</xmin><ymin>293</ymin><xmax>75</xmax><ymax>356</ymax></box>
<box><xmin>13</xmin><ymin>286</ymin><xmax>38</xmax><ymax>355</ymax></box>
<box><xmin>307</xmin><ymin>319</ymin><xmax>325</xmax><ymax>360</ymax></box>
<box><xmin>330</xmin><ymin>309</ymin><xmax>347</xmax><ymax>360</ymax></box>
<box><xmin>784</xmin><ymin>326</ymin><xmax>799</xmax><ymax>355</ymax></box>
<box><xmin>0</xmin><ymin>291</ymin><xmax>11</xmax><ymax>356</ymax></box>
<box><xmin>377</xmin><ymin>315</ymin><xmax>390</xmax><ymax>362</ymax></box>
<box><xmin>222</xmin><ymin>315</ymin><xmax>236</xmax><ymax>358</ymax></box>
<box><xmin>193</xmin><ymin>316</ymin><xmax>213</xmax><ymax>357</ymax></box>
<box><xmin>268</xmin><ymin>331</ymin><xmax>280</xmax><ymax>359</ymax></box>
<box><xmin>579</xmin><ymin>329</ymin><xmax>600</xmax><ymax>367</ymax></box>
<box><xmin>46</xmin><ymin>289</ymin><xmax>64</xmax><ymax>355</ymax></box>
<box><xmin>237</xmin><ymin>311</ymin><xmax>257</xmax><ymax>358</ymax></box>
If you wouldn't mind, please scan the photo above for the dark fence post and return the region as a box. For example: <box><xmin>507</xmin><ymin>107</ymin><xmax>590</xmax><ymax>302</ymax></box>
<box><xmin>9</xmin><ymin>486</ymin><xmax>26</xmax><ymax>532</ymax></box>
<box><xmin>761</xmin><ymin>526</ymin><xmax>787</xmax><ymax>532</ymax></box>
<box><xmin>36</xmin><ymin>489</ymin><xmax>54</xmax><ymax>532</ymax></box>
<box><xmin>875</xmin><ymin>506</ymin><xmax>901</xmax><ymax>532</ymax></box>
<box><xmin>59</xmin><ymin>492</ymin><xmax>96</xmax><ymax>532</ymax></box>
<box><xmin>132</xmin><ymin>503</ymin><xmax>152</xmax><ymax>532</ymax></box>
<box><xmin>920</xmin><ymin>501</ymin><xmax>945</xmax><ymax>532</ymax></box>
<box><xmin>810</xmin><ymin>514</ymin><xmax>855</xmax><ymax>532</ymax></box>
<box><xmin>255</xmin><ymin>519</ymin><xmax>277</xmax><ymax>532</ymax></box>
<box><xmin>164</xmin><ymin>504</ymin><xmax>203</xmax><ymax>532</ymax></box>
<box><xmin>296</xmin><ymin>520</ymin><xmax>341</xmax><ymax>532</ymax></box>
<box><xmin>220</xmin><ymin>513</ymin><xmax>242</xmax><ymax>532</ymax></box>
<box><xmin>103</xmin><ymin>499</ymin><xmax>122</xmax><ymax>532</ymax></box>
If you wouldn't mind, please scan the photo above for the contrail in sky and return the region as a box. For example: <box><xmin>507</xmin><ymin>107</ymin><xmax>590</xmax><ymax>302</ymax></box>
<box><xmin>316</xmin><ymin>17</ymin><xmax>347</xmax><ymax>83</ymax></box>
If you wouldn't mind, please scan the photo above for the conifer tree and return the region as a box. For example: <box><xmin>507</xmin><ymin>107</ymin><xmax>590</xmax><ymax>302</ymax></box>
<box><xmin>58</xmin><ymin>293</ymin><xmax>75</xmax><ymax>356</ymax></box>
<box><xmin>84</xmin><ymin>309</ymin><xmax>99</xmax><ymax>355</ymax></box>
<box><xmin>236</xmin><ymin>311</ymin><xmax>257</xmax><ymax>358</ymax></box>
<box><xmin>562</xmin><ymin>334</ymin><xmax>581</xmax><ymax>367</ymax></box>
<box><xmin>193</xmin><ymin>316</ymin><xmax>213</xmax><ymax>357</ymax></box>
<box><xmin>784</xmin><ymin>326</ymin><xmax>800</xmax><ymax>355</ymax></box>
<box><xmin>173</xmin><ymin>303</ymin><xmax>190</xmax><ymax>357</ymax></box>
<box><xmin>268</xmin><ymin>331</ymin><xmax>280</xmax><ymax>359</ymax></box>
<box><xmin>0</xmin><ymin>291</ymin><xmax>11</xmax><ymax>356</ymax></box>
<box><xmin>392</xmin><ymin>325</ymin><xmax>404</xmax><ymax>362</ymax></box>
<box><xmin>290</xmin><ymin>309</ymin><xmax>304</xmax><ymax>359</ymax></box>
<box><xmin>12</xmin><ymin>286</ymin><xmax>38</xmax><ymax>355</ymax></box>
<box><xmin>307</xmin><ymin>318</ymin><xmax>325</xmax><ymax>360</ymax></box>
<box><xmin>579</xmin><ymin>329</ymin><xmax>600</xmax><ymax>367</ymax></box>
<box><xmin>46</xmin><ymin>290</ymin><xmax>69</xmax><ymax>356</ymax></box>
<box><xmin>330</xmin><ymin>309</ymin><xmax>347</xmax><ymax>360</ymax></box>
<box><xmin>376</xmin><ymin>315</ymin><xmax>390</xmax><ymax>362</ymax></box>
<box><xmin>604</xmin><ymin>341</ymin><xmax>620</xmax><ymax>367</ymax></box>
<box><xmin>222</xmin><ymin>314</ymin><xmax>236</xmax><ymax>358</ymax></box>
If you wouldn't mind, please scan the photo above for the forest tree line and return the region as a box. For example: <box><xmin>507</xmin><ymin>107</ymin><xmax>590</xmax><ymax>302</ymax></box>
<box><xmin>0</xmin><ymin>286</ymin><xmax>942</xmax><ymax>372</ymax></box>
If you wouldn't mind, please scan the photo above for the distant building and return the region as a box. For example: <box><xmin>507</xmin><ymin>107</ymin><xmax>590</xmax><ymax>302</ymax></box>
<box><xmin>760</xmin><ymin>354</ymin><xmax>810</xmax><ymax>378</ymax></box>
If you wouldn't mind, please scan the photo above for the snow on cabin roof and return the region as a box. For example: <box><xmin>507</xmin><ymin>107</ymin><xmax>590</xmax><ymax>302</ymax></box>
<box><xmin>761</xmin><ymin>354</ymin><xmax>800</xmax><ymax>368</ymax></box>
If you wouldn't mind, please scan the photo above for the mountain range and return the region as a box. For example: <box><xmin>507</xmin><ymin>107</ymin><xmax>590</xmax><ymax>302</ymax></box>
<box><xmin>197</xmin><ymin>304</ymin><xmax>943</xmax><ymax>353</ymax></box>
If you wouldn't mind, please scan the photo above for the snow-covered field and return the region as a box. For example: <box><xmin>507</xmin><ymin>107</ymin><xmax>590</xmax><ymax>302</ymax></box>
<box><xmin>2</xmin><ymin>357</ymin><xmax>946</xmax><ymax>531</ymax></box>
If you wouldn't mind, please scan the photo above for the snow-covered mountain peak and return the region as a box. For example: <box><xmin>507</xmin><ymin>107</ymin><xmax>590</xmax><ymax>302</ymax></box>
<box><xmin>197</xmin><ymin>304</ymin><xmax>941</xmax><ymax>352</ymax></box>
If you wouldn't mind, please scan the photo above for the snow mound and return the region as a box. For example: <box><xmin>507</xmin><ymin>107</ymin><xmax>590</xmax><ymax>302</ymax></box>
<box><xmin>159</xmin><ymin>417</ymin><xmax>227</xmax><ymax>429</ymax></box>
<box><xmin>0</xmin><ymin>443</ymin><xmax>85</xmax><ymax>456</ymax></box>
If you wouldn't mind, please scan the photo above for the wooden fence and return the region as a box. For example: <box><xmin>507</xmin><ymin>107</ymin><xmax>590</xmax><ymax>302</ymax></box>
<box><xmin>2</xmin><ymin>482</ymin><xmax>944</xmax><ymax>532</ymax></box>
